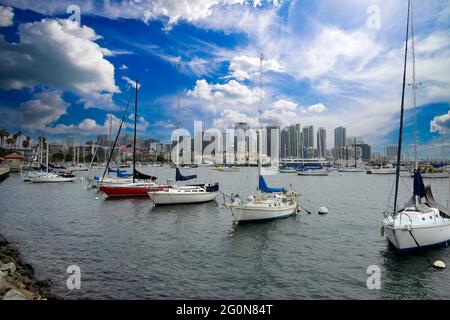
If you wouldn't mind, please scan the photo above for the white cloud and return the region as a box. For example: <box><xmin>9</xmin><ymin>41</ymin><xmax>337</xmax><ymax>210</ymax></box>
<box><xmin>0</xmin><ymin>91</ymin><xmax>69</xmax><ymax>131</ymax></box>
<box><xmin>227</xmin><ymin>55</ymin><xmax>284</xmax><ymax>80</ymax></box>
<box><xmin>430</xmin><ymin>110</ymin><xmax>450</xmax><ymax>134</ymax></box>
<box><xmin>0</xmin><ymin>5</ymin><xmax>13</xmax><ymax>27</ymax></box>
<box><xmin>122</xmin><ymin>76</ymin><xmax>141</xmax><ymax>89</ymax></box>
<box><xmin>307</xmin><ymin>103</ymin><xmax>327</xmax><ymax>113</ymax></box>
<box><xmin>47</xmin><ymin>113</ymin><xmax>149</xmax><ymax>135</ymax></box>
<box><xmin>212</xmin><ymin>109</ymin><xmax>258</xmax><ymax>129</ymax></box>
<box><xmin>187</xmin><ymin>79</ymin><xmax>262</xmax><ymax>112</ymax></box>
<box><xmin>0</xmin><ymin>18</ymin><xmax>119</xmax><ymax>109</ymax></box>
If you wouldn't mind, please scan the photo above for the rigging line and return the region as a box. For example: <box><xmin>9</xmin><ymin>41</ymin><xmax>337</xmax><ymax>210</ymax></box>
<box><xmin>100</xmin><ymin>90</ymin><xmax>134</xmax><ymax>184</ymax></box>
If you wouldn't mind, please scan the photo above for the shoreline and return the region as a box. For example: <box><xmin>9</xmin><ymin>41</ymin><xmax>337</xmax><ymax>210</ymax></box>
<box><xmin>0</xmin><ymin>233</ymin><xmax>62</xmax><ymax>300</ymax></box>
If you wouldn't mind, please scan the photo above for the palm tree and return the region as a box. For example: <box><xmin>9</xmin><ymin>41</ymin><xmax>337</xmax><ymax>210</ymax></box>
<box><xmin>22</xmin><ymin>136</ymin><xmax>31</xmax><ymax>149</ymax></box>
<box><xmin>6</xmin><ymin>137</ymin><xmax>14</xmax><ymax>150</ymax></box>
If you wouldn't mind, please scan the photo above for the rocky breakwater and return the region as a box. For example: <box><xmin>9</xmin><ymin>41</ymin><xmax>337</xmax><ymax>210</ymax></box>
<box><xmin>0</xmin><ymin>234</ymin><xmax>61</xmax><ymax>300</ymax></box>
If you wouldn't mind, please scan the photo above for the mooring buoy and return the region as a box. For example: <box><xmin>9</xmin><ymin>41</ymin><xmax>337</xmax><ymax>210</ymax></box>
<box><xmin>432</xmin><ymin>260</ymin><xmax>446</xmax><ymax>270</ymax></box>
<box><xmin>318</xmin><ymin>207</ymin><xmax>329</xmax><ymax>215</ymax></box>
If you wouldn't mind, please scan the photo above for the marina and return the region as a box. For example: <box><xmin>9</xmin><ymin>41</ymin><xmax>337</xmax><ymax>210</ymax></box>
<box><xmin>1</xmin><ymin>166</ymin><xmax>450</xmax><ymax>299</ymax></box>
<box><xmin>0</xmin><ymin>0</ymin><xmax>449</xmax><ymax>304</ymax></box>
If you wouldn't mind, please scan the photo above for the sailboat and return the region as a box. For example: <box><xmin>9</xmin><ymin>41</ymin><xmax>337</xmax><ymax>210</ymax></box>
<box><xmin>99</xmin><ymin>80</ymin><xmax>161</xmax><ymax>198</ymax></box>
<box><xmin>147</xmin><ymin>65</ymin><xmax>219</xmax><ymax>205</ymax></box>
<box><xmin>381</xmin><ymin>0</ymin><xmax>450</xmax><ymax>252</ymax></box>
<box><xmin>29</xmin><ymin>143</ymin><xmax>76</xmax><ymax>183</ymax></box>
<box><xmin>338</xmin><ymin>138</ymin><xmax>363</xmax><ymax>172</ymax></box>
<box><xmin>148</xmin><ymin>168</ymin><xmax>219</xmax><ymax>205</ymax></box>
<box><xmin>226</xmin><ymin>54</ymin><xmax>299</xmax><ymax>224</ymax></box>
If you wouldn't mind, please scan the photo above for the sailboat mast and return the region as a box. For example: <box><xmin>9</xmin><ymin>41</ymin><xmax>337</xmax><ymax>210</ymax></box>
<box><xmin>410</xmin><ymin>0</ymin><xmax>421</xmax><ymax>207</ymax></box>
<box><xmin>257</xmin><ymin>54</ymin><xmax>263</xmax><ymax>195</ymax></box>
<box><xmin>133</xmin><ymin>80</ymin><xmax>138</xmax><ymax>183</ymax></box>
<box><xmin>175</xmin><ymin>63</ymin><xmax>181</xmax><ymax>167</ymax></box>
<box><xmin>394</xmin><ymin>0</ymin><xmax>411</xmax><ymax>214</ymax></box>
<box><xmin>46</xmin><ymin>142</ymin><xmax>49</xmax><ymax>173</ymax></box>
<box><xmin>354</xmin><ymin>138</ymin><xmax>357</xmax><ymax>168</ymax></box>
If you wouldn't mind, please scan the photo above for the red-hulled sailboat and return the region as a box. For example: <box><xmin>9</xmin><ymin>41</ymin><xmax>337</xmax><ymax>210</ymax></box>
<box><xmin>98</xmin><ymin>80</ymin><xmax>166</xmax><ymax>199</ymax></box>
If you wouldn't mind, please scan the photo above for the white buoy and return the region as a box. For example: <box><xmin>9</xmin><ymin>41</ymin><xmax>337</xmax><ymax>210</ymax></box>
<box><xmin>95</xmin><ymin>197</ymin><xmax>99</xmax><ymax>200</ymax></box>
<box><xmin>318</xmin><ymin>207</ymin><xmax>329</xmax><ymax>215</ymax></box>
<box><xmin>432</xmin><ymin>260</ymin><xmax>446</xmax><ymax>270</ymax></box>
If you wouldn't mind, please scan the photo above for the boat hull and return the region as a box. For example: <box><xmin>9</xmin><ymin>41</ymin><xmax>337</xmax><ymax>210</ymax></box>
<box><xmin>100</xmin><ymin>184</ymin><xmax>170</xmax><ymax>198</ymax></box>
<box><xmin>148</xmin><ymin>191</ymin><xmax>218</xmax><ymax>205</ymax></box>
<box><xmin>29</xmin><ymin>176</ymin><xmax>76</xmax><ymax>183</ymax></box>
<box><xmin>383</xmin><ymin>213</ymin><xmax>450</xmax><ymax>252</ymax></box>
<box><xmin>230</xmin><ymin>203</ymin><xmax>297</xmax><ymax>223</ymax></box>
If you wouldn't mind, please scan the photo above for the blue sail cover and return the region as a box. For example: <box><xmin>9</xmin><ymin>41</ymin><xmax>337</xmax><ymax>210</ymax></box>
<box><xmin>107</xmin><ymin>167</ymin><xmax>127</xmax><ymax>174</ymax></box>
<box><xmin>258</xmin><ymin>175</ymin><xmax>285</xmax><ymax>193</ymax></box>
<box><xmin>116</xmin><ymin>171</ymin><xmax>133</xmax><ymax>178</ymax></box>
<box><xmin>413</xmin><ymin>170</ymin><xmax>426</xmax><ymax>198</ymax></box>
<box><xmin>176</xmin><ymin>168</ymin><xmax>197</xmax><ymax>181</ymax></box>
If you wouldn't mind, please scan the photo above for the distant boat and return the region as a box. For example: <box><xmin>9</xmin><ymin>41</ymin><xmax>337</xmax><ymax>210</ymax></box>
<box><xmin>338</xmin><ymin>167</ymin><xmax>364</xmax><ymax>173</ymax></box>
<box><xmin>298</xmin><ymin>168</ymin><xmax>328</xmax><ymax>176</ymax></box>
<box><xmin>410</xmin><ymin>165</ymin><xmax>449</xmax><ymax>178</ymax></box>
<box><xmin>279</xmin><ymin>167</ymin><xmax>297</xmax><ymax>173</ymax></box>
<box><xmin>367</xmin><ymin>164</ymin><xmax>396</xmax><ymax>175</ymax></box>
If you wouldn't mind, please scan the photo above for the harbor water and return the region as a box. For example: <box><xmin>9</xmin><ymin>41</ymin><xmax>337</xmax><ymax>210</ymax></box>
<box><xmin>1</xmin><ymin>166</ymin><xmax>450</xmax><ymax>299</ymax></box>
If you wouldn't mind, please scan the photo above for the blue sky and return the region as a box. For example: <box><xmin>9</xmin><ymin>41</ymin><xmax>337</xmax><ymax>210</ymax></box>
<box><xmin>0</xmin><ymin>0</ymin><xmax>448</xmax><ymax>157</ymax></box>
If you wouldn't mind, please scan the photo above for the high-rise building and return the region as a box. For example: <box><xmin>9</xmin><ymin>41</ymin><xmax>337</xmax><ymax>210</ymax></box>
<box><xmin>317</xmin><ymin>127</ymin><xmax>326</xmax><ymax>158</ymax></box>
<box><xmin>266</xmin><ymin>124</ymin><xmax>280</xmax><ymax>158</ymax></box>
<box><xmin>334</xmin><ymin>126</ymin><xmax>346</xmax><ymax>148</ymax></box>
<box><xmin>302</xmin><ymin>125</ymin><xmax>314</xmax><ymax>153</ymax></box>
<box><xmin>385</xmin><ymin>146</ymin><xmax>399</xmax><ymax>161</ymax></box>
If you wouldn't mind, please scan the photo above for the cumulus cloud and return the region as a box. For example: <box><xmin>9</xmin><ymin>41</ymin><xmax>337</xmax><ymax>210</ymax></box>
<box><xmin>0</xmin><ymin>91</ymin><xmax>69</xmax><ymax>131</ymax></box>
<box><xmin>47</xmin><ymin>113</ymin><xmax>150</xmax><ymax>135</ymax></box>
<box><xmin>0</xmin><ymin>5</ymin><xmax>13</xmax><ymax>27</ymax></box>
<box><xmin>1</xmin><ymin>0</ymin><xmax>277</xmax><ymax>29</ymax></box>
<box><xmin>0</xmin><ymin>18</ymin><xmax>119</xmax><ymax>109</ymax></box>
<box><xmin>227</xmin><ymin>55</ymin><xmax>284</xmax><ymax>80</ymax></box>
<box><xmin>430</xmin><ymin>110</ymin><xmax>450</xmax><ymax>134</ymax></box>
<box><xmin>187</xmin><ymin>79</ymin><xmax>262</xmax><ymax>112</ymax></box>
<box><xmin>307</xmin><ymin>103</ymin><xmax>327</xmax><ymax>113</ymax></box>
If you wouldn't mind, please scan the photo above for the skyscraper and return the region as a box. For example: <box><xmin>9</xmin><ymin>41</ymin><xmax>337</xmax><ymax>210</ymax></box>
<box><xmin>334</xmin><ymin>126</ymin><xmax>346</xmax><ymax>148</ymax></box>
<box><xmin>302</xmin><ymin>125</ymin><xmax>314</xmax><ymax>148</ymax></box>
<box><xmin>317</xmin><ymin>127</ymin><xmax>326</xmax><ymax>157</ymax></box>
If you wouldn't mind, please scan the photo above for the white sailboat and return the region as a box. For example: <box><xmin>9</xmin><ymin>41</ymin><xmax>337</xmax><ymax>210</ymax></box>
<box><xmin>297</xmin><ymin>168</ymin><xmax>328</xmax><ymax>176</ymax></box>
<box><xmin>367</xmin><ymin>164</ymin><xmax>396</xmax><ymax>175</ymax></box>
<box><xmin>30</xmin><ymin>143</ymin><xmax>76</xmax><ymax>183</ymax></box>
<box><xmin>226</xmin><ymin>54</ymin><xmax>299</xmax><ymax>224</ymax></box>
<box><xmin>147</xmin><ymin>66</ymin><xmax>219</xmax><ymax>205</ymax></box>
<box><xmin>381</xmin><ymin>0</ymin><xmax>450</xmax><ymax>252</ymax></box>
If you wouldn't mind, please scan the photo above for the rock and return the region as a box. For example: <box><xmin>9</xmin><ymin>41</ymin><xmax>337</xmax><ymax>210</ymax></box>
<box><xmin>35</xmin><ymin>278</ymin><xmax>53</xmax><ymax>288</ymax></box>
<box><xmin>0</xmin><ymin>234</ymin><xmax>9</xmax><ymax>246</ymax></box>
<box><xmin>17</xmin><ymin>288</ymin><xmax>36</xmax><ymax>300</ymax></box>
<box><xmin>3</xmin><ymin>288</ymin><xmax>26</xmax><ymax>300</ymax></box>
<box><xmin>0</xmin><ymin>262</ymin><xmax>16</xmax><ymax>274</ymax></box>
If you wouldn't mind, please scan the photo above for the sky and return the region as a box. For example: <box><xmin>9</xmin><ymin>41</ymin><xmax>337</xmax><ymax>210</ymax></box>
<box><xmin>0</xmin><ymin>0</ymin><xmax>448</xmax><ymax>158</ymax></box>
